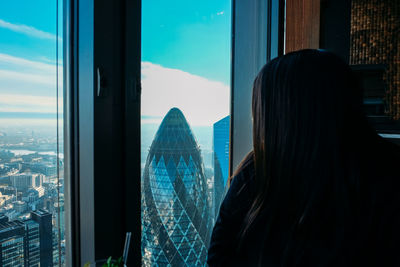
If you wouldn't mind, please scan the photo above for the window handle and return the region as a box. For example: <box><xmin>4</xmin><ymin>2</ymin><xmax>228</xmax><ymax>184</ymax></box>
<box><xmin>96</xmin><ymin>67</ymin><xmax>107</xmax><ymax>97</ymax></box>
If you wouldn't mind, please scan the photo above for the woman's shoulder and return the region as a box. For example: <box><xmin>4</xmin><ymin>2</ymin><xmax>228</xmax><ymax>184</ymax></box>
<box><xmin>207</xmin><ymin>152</ymin><xmax>256</xmax><ymax>266</ymax></box>
<box><xmin>229</xmin><ymin>152</ymin><xmax>256</xmax><ymax>196</ymax></box>
<box><xmin>218</xmin><ymin>151</ymin><xmax>256</xmax><ymax>217</ymax></box>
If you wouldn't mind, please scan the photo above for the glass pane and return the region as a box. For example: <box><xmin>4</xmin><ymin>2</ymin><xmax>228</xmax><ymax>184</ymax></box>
<box><xmin>0</xmin><ymin>1</ymin><xmax>65</xmax><ymax>266</ymax></box>
<box><xmin>141</xmin><ymin>1</ymin><xmax>231</xmax><ymax>265</ymax></box>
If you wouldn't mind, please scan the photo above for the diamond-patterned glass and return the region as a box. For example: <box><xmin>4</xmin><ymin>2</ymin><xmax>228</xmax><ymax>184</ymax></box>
<box><xmin>142</xmin><ymin>108</ymin><xmax>211</xmax><ymax>266</ymax></box>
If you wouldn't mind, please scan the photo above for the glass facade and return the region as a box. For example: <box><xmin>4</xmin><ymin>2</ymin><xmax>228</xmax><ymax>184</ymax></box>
<box><xmin>142</xmin><ymin>108</ymin><xmax>211</xmax><ymax>266</ymax></box>
<box><xmin>212</xmin><ymin>115</ymin><xmax>230</xmax><ymax>219</ymax></box>
<box><xmin>25</xmin><ymin>219</ymin><xmax>40</xmax><ymax>266</ymax></box>
<box><xmin>0</xmin><ymin>221</ymin><xmax>25</xmax><ymax>266</ymax></box>
<box><xmin>0</xmin><ymin>210</ymin><xmax>52</xmax><ymax>266</ymax></box>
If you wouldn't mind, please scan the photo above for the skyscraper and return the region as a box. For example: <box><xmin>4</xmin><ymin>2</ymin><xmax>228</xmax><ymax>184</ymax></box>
<box><xmin>0</xmin><ymin>215</ymin><xmax>43</xmax><ymax>267</ymax></box>
<box><xmin>142</xmin><ymin>108</ymin><xmax>211</xmax><ymax>266</ymax></box>
<box><xmin>25</xmin><ymin>219</ymin><xmax>40</xmax><ymax>267</ymax></box>
<box><xmin>0</xmin><ymin>220</ymin><xmax>25</xmax><ymax>267</ymax></box>
<box><xmin>31</xmin><ymin>210</ymin><xmax>52</xmax><ymax>267</ymax></box>
<box><xmin>213</xmin><ymin>116</ymin><xmax>230</xmax><ymax>219</ymax></box>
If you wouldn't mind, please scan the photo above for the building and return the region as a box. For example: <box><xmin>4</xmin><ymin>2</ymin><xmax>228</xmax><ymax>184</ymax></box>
<box><xmin>31</xmin><ymin>209</ymin><xmax>53</xmax><ymax>267</ymax></box>
<box><xmin>0</xmin><ymin>213</ymin><xmax>8</xmax><ymax>224</ymax></box>
<box><xmin>0</xmin><ymin>220</ymin><xmax>25</xmax><ymax>267</ymax></box>
<box><xmin>25</xmin><ymin>219</ymin><xmax>40</xmax><ymax>267</ymax></box>
<box><xmin>212</xmin><ymin>116</ymin><xmax>230</xmax><ymax>219</ymax></box>
<box><xmin>54</xmin><ymin>200</ymin><xmax>65</xmax><ymax>240</ymax></box>
<box><xmin>53</xmin><ymin>228</ymin><xmax>59</xmax><ymax>266</ymax></box>
<box><xmin>10</xmin><ymin>173</ymin><xmax>43</xmax><ymax>191</ymax></box>
<box><xmin>0</xmin><ymin>213</ymin><xmax>50</xmax><ymax>267</ymax></box>
<box><xmin>13</xmin><ymin>201</ymin><xmax>27</xmax><ymax>213</ymax></box>
<box><xmin>142</xmin><ymin>108</ymin><xmax>211</xmax><ymax>266</ymax></box>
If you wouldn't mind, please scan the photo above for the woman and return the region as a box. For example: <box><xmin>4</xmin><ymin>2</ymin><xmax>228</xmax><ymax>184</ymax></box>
<box><xmin>207</xmin><ymin>49</ymin><xmax>400</xmax><ymax>266</ymax></box>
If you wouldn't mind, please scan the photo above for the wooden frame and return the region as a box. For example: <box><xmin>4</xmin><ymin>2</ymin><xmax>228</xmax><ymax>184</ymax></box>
<box><xmin>285</xmin><ymin>0</ymin><xmax>320</xmax><ymax>53</ymax></box>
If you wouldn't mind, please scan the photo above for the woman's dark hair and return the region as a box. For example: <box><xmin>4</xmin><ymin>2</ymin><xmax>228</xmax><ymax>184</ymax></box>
<box><xmin>237</xmin><ymin>49</ymin><xmax>379</xmax><ymax>264</ymax></box>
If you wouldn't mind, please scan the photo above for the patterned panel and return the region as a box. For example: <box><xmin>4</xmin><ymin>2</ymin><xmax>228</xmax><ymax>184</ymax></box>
<box><xmin>142</xmin><ymin>108</ymin><xmax>212</xmax><ymax>266</ymax></box>
<box><xmin>350</xmin><ymin>0</ymin><xmax>400</xmax><ymax>120</ymax></box>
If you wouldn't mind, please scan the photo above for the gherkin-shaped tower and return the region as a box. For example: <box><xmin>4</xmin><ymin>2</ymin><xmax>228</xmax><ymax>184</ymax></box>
<box><xmin>142</xmin><ymin>108</ymin><xmax>211</xmax><ymax>266</ymax></box>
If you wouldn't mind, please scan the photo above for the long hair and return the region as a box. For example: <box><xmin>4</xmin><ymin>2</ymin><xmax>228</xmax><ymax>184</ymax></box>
<box><xmin>238</xmin><ymin>49</ymin><xmax>379</xmax><ymax>264</ymax></box>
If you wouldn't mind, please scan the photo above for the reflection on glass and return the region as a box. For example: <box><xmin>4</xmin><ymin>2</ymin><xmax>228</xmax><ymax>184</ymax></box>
<box><xmin>141</xmin><ymin>0</ymin><xmax>231</xmax><ymax>265</ymax></box>
<box><xmin>212</xmin><ymin>116</ymin><xmax>230</xmax><ymax>220</ymax></box>
<box><xmin>0</xmin><ymin>0</ymin><xmax>65</xmax><ymax>266</ymax></box>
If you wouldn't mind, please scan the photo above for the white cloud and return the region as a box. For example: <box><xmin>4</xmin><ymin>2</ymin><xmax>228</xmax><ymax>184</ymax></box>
<box><xmin>0</xmin><ymin>54</ymin><xmax>63</xmax><ymax>113</ymax></box>
<box><xmin>0</xmin><ymin>69</ymin><xmax>54</xmax><ymax>86</ymax></box>
<box><xmin>0</xmin><ymin>94</ymin><xmax>62</xmax><ymax>113</ymax></box>
<box><xmin>0</xmin><ymin>19</ymin><xmax>60</xmax><ymax>40</ymax></box>
<box><xmin>0</xmin><ymin>54</ymin><xmax>62</xmax><ymax>90</ymax></box>
<box><xmin>217</xmin><ymin>11</ymin><xmax>225</xmax><ymax>16</ymax></box>
<box><xmin>141</xmin><ymin>62</ymin><xmax>230</xmax><ymax>126</ymax></box>
<box><xmin>0</xmin><ymin>54</ymin><xmax>55</xmax><ymax>73</ymax></box>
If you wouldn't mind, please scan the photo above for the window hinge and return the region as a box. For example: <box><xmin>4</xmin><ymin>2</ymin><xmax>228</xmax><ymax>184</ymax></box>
<box><xmin>127</xmin><ymin>75</ymin><xmax>141</xmax><ymax>102</ymax></box>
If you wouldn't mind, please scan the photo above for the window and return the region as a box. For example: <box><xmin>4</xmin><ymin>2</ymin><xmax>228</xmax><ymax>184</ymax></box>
<box><xmin>141</xmin><ymin>1</ymin><xmax>231</xmax><ymax>265</ymax></box>
<box><xmin>52</xmin><ymin>0</ymin><xmax>281</xmax><ymax>264</ymax></box>
<box><xmin>0</xmin><ymin>0</ymin><xmax>65</xmax><ymax>265</ymax></box>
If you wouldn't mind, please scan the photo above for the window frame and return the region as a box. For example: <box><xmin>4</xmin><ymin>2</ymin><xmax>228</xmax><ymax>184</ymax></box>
<box><xmin>64</xmin><ymin>0</ymin><xmax>141</xmax><ymax>265</ymax></box>
<box><xmin>65</xmin><ymin>0</ymin><xmax>284</xmax><ymax>265</ymax></box>
<box><xmin>230</xmin><ymin>0</ymin><xmax>285</xmax><ymax>177</ymax></box>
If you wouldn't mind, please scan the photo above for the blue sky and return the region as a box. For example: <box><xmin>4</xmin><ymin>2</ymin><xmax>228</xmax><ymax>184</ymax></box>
<box><xmin>0</xmin><ymin>0</ymin><xmax>231</xmax><ymax>126</ymax></box>
<box><xmin>142</xmin><ymin>0</ymin><xmax>231</xmax><ymax>85</ymax></box>
<box><xmin>141</xmin><ymin>0</ymin><xmax>231</xmax><ymax>126</ymax></box>
<box><xmin>0</xmin><ymin>1</ymin><xmax>59</xmax><ymax>67</ymax></box>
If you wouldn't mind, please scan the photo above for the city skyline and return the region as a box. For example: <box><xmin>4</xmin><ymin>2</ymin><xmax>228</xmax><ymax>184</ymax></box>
<box><xmin>0</xmin><ymin>129</ymin><xmax>64</xmax><ymax>266</ymax></box>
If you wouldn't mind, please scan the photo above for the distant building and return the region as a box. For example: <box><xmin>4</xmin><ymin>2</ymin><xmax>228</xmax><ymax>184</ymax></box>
<box><xmin>31</xmin><ymin>209</ymin><xmax>53</xmax><ymax>267</ymax></box>
<box><xmin>43</xmin><ymin>198</ymin><xmax>54</xmax><ymax>212</ymax></box>
<box><xmin>41</xmin><ymin>164</ymin><xmax>57</xmax><ymax>177</ymax></box>
<box><xmin>52</xmin><ymin>228</ymin><xmax>59</xmax><ymax>266</ymax></box>
<box><xmin>25</xmin><ymin>189</ymin><xmax>40</xmax><ymax>203</ymax></box>
<box><xmin>212</xmin><ymin>116</ymin><xmax>230</xmax><ymax>219</ymax></box>
<box><xmin>33</xmin><ymin>175</ymin><xmax>42</xmax><ymax>188</ymax></box>
<box><xmin>10</xmin><ymin>173</ymin><xmax>43</xmax><ymax>191</ymax></box>
<box><xmin>2</xmin><ymin>186</ymin><xmax>16</xmax><ymax>196</ymax></box>
<box><xmin>33</xmin><ymin>187</ymin><xmax>45</xmax><ymax>198</ymax></box>
<box><xmin>54</xmin><ymin>201</ymin><xmax>65</xmax><ymax>240</ymax></box>
<box><xmin>5</xmin><ymin>162</ymin><xmax>21</xmax><ymax>171</ymax></box>
<box><xmin>21</xmin><ymin>162</ymin><xmax>56</xmax><ymax>177</ymax></box>
<box><xmin>0</xmin><ymin>192</ymin><xmax>13</xmax><ymax>207</ymax></box>
<box><xmin>13</xmin><ymin>201</ymin><xmax>27</xmax><ymax>213</ymax></box>
<box><xmin>142</xmin><ymin>108</ymin><xmax>211</xmax><ymax>266</ymax></box>
<box><xmin>0</xmin><ymin>213</ymin><xmax>8</xmax><ymax>224</ymax></box>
